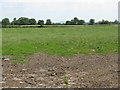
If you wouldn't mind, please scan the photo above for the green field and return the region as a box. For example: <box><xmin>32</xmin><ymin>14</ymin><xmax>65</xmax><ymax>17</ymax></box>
<box><xmin>2</xmin><ymin>25</ymin><xmax>118</xmax><ymax>62</ymax></box>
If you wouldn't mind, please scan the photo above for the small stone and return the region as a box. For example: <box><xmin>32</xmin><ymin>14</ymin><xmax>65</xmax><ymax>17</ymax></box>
<box><xmin>0</xmin><ymin>81</ymin><xmax>6</xmax><ymax>83</ymax></box>
<box><xmin>22</xmin><ymin>69</ymin><xmax>27</xmax><ymax>71</ymax></box>
<box><xmin>92</xmin><ymin>49</ymin><xmax>95</xmax><ymax>52</ymax></box>
<box><xmin>3</xmin><ymin>58</ymin><xmax>10</xmax><ymax>61</ymax></box>
<box><xmin>19</xmin><ymin>81</ymin><xmax>25</xmax><ymax>84</ymax></box>
<box><xmin>13</xmin><ymin>77</ymin><xmax>22</xmax><ymax>81</ymax></box>
<box><xmin>51</xmin><ymin>73</ymin><xmax>56</xmax><ymax>76</ymax></box>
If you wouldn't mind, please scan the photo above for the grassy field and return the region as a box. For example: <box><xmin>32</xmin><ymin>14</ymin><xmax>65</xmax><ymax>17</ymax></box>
<box><xmin>2</xmin><ymin>25</ymin><xmax>118</xmax><ymax>62</ymax></box>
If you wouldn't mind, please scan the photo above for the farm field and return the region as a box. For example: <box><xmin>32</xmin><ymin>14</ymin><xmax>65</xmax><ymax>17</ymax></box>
<box><xmin>2</xmin><ymin>25</ymin><xmax>118</xmax><ymax>62</ymax></box>
<box><xmin>2</xmin><ymin>25</ymin><xmax>118</xmax><ymax>88</ymax></box>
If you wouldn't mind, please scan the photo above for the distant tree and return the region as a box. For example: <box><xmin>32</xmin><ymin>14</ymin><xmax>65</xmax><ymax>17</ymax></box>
<box><xmin>38</xmin><ymin>20</ymin><xmax>44</xmax><ymax>26</ymax></box>
<box><xmin>104</xmin><ymin>20</ymin><xmax>110</xmax><ymax>24</ymax></box>
<box><xmin>89</xmin><ymin>19</ymin><xmax>95</xmax><ymax>25</ymax></box>
<box><xmin>73</xmin><ymin>17</ymin><xmax>79</xmax><ymax>25</ymax></box>
<box><xmin>11</xmin><ymin>18</ymin><xmax>19</xmax><ymax>25</ymax></box>
<box><xmin>13</xmin><ymin>18</ymin><xmax>17</xmax><ymax>25</ymax></box>
<box><xmin>46</xmin><ymin>19</ymin><xmax>52</xmax><ymax>25</ymax></box>
<box><xmin>11</xmin><ymin>21</ymin><xmax>14</xmax><ymax>25</ymax></box>
<box><xmin>98</xmin><ymin>20</ymin><xmax>110</xmax><ymax>24</ymax></box>
<box><xmin>65</xmin><ymin>21</ymin><xmax>71</xmax><ymax>25</ymax></box>
<box><xmin>70</xmin><ymin>20</ymin><xmax>75</xmax><ymax>25</ymax></box>
<box><xmin>0</xmin><ymin>21</ymin><xmax>1</xmax><ymax>25</ymax></box>
<box><xmin>98</xmin><ymin>21</ymin><xmax>102</xmax><ymax>24</ymax></box>
<box><xmin>14</xmin><ymin>18</ymin><xmax>16</xmax><ymax>21</ymax></box>
<box><xmin>17</xmin><ymin>17</ymin><xmax>29</xmax><ymax>25</ymax></box>
<box><xmin>65</xmin><ymin>17</ymin><xmax>85</xmax><ymax>25</ymax></box>
<box><xmin>2</xmin><ymin>18</ymin><xmax>10</xmax><ymax>25</ymax></box>
<box><xmin>29</xmin><ymin>18</ymin><xmax>36</xmax><ymax>25</ymax></box>
<box><xmin>78</xmin><ymin>20</ymin><xmax>85</xmax><ymax>25</ymax></box>
<box><xmin>113</xmin><ymin>19</ymin><xmax>119</xmax><ymax>24</ymax></box>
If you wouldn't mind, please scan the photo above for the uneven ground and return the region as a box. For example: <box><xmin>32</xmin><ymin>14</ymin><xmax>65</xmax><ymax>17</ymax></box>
<box><xmin>2</xmin><ymin>53</ymin><xmax>118</xmax><ymax>88</ymax></box>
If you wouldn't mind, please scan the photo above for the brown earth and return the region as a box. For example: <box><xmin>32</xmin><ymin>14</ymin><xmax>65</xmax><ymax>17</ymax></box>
<box><xmin>2</xmin><ymin>53</ymin><xmax>118</xmax><ymax>88</ymax></box>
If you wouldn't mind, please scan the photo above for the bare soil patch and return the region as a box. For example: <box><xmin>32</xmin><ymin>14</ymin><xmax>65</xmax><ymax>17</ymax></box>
<box><xmin>2</xmin><ymin>53</ymin><xmax>118</xmax><ymax>88</ymax></box>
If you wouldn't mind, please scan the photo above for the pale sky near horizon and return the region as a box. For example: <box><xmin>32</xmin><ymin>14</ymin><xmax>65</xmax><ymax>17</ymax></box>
<box><xmin>0</xmin><ymin>0</ymin><xmax>119</xmax><ymax>22</ymax></box>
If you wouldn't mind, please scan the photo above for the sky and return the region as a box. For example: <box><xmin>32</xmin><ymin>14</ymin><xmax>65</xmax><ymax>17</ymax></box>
<box><xmin>0</xmin><ymin>0</ymin><xmax>119</xmax><ymax>22</ymax></box>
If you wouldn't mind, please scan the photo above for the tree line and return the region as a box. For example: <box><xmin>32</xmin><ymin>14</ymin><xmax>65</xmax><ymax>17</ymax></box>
<box><xmin>0</xmin><ymin>17</ymin><xmax>52</xmax><ymax>26</ymax></box>
<box><xmin>0</xmin><ymin>17</ymin><xmax>119</xmax><ymax>25</ymax></box>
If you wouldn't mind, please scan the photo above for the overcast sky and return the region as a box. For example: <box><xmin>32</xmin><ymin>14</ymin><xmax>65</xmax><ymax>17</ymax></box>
<box><xmin>0</xmin><ymin>0</ymin><xmax>119</xmax><ymax>22</ymax></box>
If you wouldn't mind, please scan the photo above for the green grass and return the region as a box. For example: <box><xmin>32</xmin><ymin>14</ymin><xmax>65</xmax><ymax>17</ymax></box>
<box><xmin>2</xmin><ymin>25</ymin><xmax>118</xmax><ymax>61</ymax></box>
<box><xmin>63</xmin><ymin>78</ymin><xmax>68</xmax><ymax>84</ymax></box>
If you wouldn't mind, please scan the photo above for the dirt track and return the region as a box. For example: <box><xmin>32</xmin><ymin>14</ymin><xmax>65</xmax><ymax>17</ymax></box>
<box><xmin>2</xmin><ymin>53</ymin><xmax>118</xmax><ymax>88</ymax></box>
